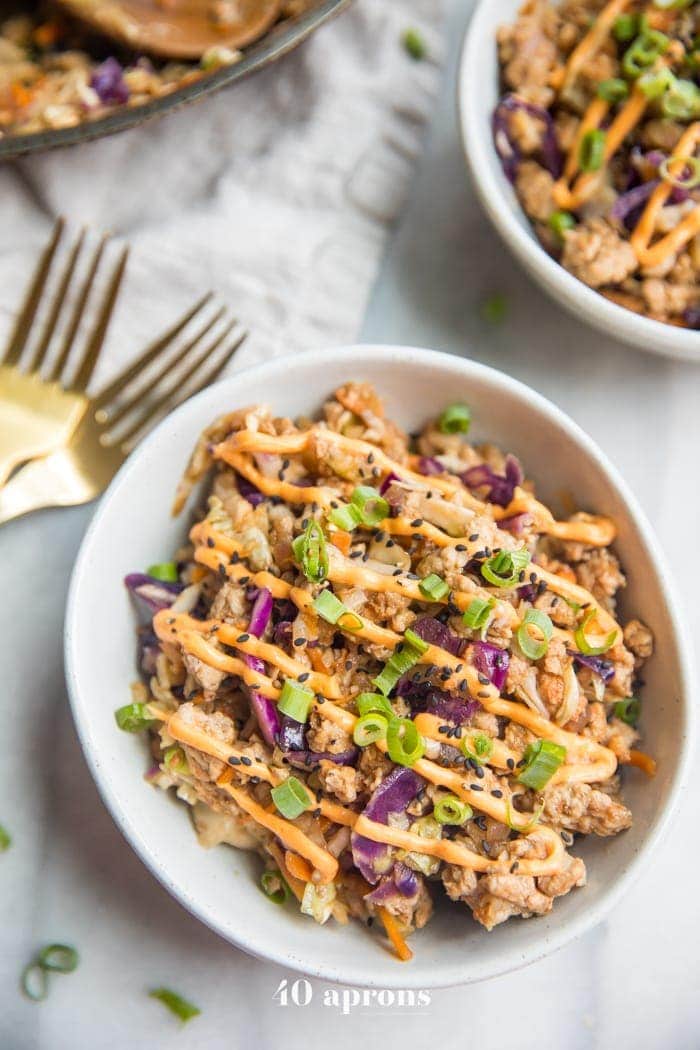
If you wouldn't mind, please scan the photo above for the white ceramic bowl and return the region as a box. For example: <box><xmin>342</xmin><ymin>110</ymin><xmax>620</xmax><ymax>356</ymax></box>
<box><xmin>65</xmin><ymin>345</ymin><xmax>694</xmax><ymax>988</ymax></box>
<box><xmin>459</xmin><ymin>1</ymin><xmax>700</xmax><ymax>362</ymax></box>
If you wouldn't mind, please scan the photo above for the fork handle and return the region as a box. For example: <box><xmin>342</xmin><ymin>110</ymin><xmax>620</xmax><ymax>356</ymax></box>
<box><xmin>0</xmin><ymin>454</ymin><xmax>84</xmax><ymax>525</ymax></box>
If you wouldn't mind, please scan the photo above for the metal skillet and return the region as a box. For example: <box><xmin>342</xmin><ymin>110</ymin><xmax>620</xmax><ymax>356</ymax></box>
<box><xmin>0</xmin><ymin>0</ymin><xmax>351</xmax><ymax>158</ymax></box>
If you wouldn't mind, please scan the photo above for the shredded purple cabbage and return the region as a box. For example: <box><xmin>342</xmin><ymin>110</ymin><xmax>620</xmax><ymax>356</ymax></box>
<box><xmin>397</xmin><ymin>678</ymin><xmax>480</xmax><ymax>725</ymax></box>
<box><xmin>568</xmin><ymin>649</ymin><xmax>615</xmax><ymax>683</ymax></box>
<box><xmin>365</xmin><ymin>862</ymin><xmax>420</xmax><ymax>906</ymax></box>
<box><xmin>461</xmin><ymin>454</ymin><xmax>523</xmax><ymax>508</ymax></box>
<box><xmin>244</xmin><ymin>586</ymin><xmax>280</xmax><ymax>745</ymax></box>
<box><xmin>471</xmin><ymin>641</ymin><xmax>510</xmax><ymax>691</ymax></box>
<box><xmin>499</xmin><ymin>512</ymin><xmax>532</xmax><ymax>535</ymax></box>
<box><xmin>410</xmin><ymin>616</ymin><xmax>466</xmax><ymax>657</ymax></box>
<box><xmin>137</xmin><ymin>626</ymin><xmax>160</xmax><ymax>676</ymax></box>
<box><xmin>351</xmin><ymin>768</ymin><xmax>423</xmax><ymax>884</ymax></box>
<box><xmin>90</xmin><ymin>58</ymin><xmax>130</xmax><ymax>105</ymax></box>
<box><xmin>493</xmin><ymin>94</ymin><xmax>562</xmax><ymax>183</ymax></box>
<box><xmin>272</xmin><ymin>620</ymin><xmax>293</xmax><ymax>647</ymax></box>
<box><xmin>684</xmin><ymin>306</ymin><xmax>700</xmax><ymax>330</ymax></box>
<box><xmin>125</xmin><ymin>573</ymin><xmax>183</xmax><ymax>615</ymax></box>
<box><xmin>285</xmin><ymin>747</ymin><xmax>359</xmax><ymax>770</ymax></box>
<box><xmin>417</xmin><ymin>456</ymin><xmax>445</xmax><ymax>476</ymax></box>
<box><xmin>379</xmin><ymin>471</ymin><xmax>400</xmax><ymax>496</ymax></box>
<box><xmin>235</xmin><ymin>471</ymin><xmax>265</xmax><ymax>506</ymax></box>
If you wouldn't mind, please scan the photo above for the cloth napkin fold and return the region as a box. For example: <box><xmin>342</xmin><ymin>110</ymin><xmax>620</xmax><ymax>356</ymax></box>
<box><xmin>0</xmin><ymin>0</ymin><xmax>444</xmax><ymax>387</ymax></box>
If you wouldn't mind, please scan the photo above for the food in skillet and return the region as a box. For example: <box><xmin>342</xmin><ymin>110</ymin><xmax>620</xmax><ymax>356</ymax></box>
<box><xmin>120</xmin><ymin>383</ymin><xmax>654</xmax><ymax>960</ymax></box>
<box><xmin>495</xmin><ymin>0</ymin><xmax>700</xmax><ymax>328</ymax></box>
<box><xmin>0</xmin><ymin>2</ymin><xmax>314</xmax><ymax>138</ymax></box>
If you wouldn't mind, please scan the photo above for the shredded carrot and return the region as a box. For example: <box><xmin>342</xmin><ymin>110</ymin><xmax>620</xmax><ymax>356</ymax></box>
<box><xmin>330</xmin><ymin>530</ymin><xmax>352</xmax><ymax>556</ymax></box>
<box><xmin>190</xmin><ymin>565</ymin><xmax>209</xmax><ymax>582</ymax></box>
<box><xmin>377</xmin><ymin>907</ymin><xmax>413</xmax><ymax>962</ymax></box>
<box><xmin>308</xmin><ymin>647</ymin><xmax>330</xmax><ymax>675</ymax></box>
<box><xmin>285</xmin><ymin>850</ymin><xmax>313</xmax><ymax>883</ymax></box>
<box><xmin>33</xmin><ymin>21</ymin><xmax>61</xmax><ymax>48</ymax></box>
<box><xmin>268</xmin><ymin>843</ymin><xmax>306</xmax><ymax>902</ymax></box>
<box><xmin>628</xmin><ymin>749</ymin><xmax>657</xmax><ymax>777</ymax></box>
<box><xmin>10</xmin><ymin>82</ymin><xmax>32</xmax><ymax>108</ymax></box>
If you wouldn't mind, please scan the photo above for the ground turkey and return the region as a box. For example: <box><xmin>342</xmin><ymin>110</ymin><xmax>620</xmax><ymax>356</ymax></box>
<box><xmin>561</xmin><ymin>219</ymin><xmax>638</xmax><ymax>289</ymax></box>
<box><xmin>543</xmin><ymin>782</ymin><xmax>632</xmax><ymax>836</ymax></box>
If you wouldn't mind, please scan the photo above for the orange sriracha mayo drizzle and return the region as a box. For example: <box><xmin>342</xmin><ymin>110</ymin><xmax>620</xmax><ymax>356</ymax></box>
<box><xmin>146</xmin><ymin>701</ymin><xmax>566</xmax><ymax>877</ymax></box>
<box><xmin>214</xmin><ymin>426</ymin><xmax>616</xmax><ymax>547</ymax></box>
<box><xmin>189</xmin><ymin>522</ymin><xmax>621</xmax><ymax>767</ymax></box>
<box><xmin>547</xmin><ymin>0</ymin><xmax>696</xmax><ymax>272</ymax></box>
<box><xmin>167</xmin><ymin>522</ymin><xmax>621</xmax><ymax>782</ymax></box>
<box><xmin>630</xmin><ymin>123</ymin><xmax>700</xmax><ymax>267</ymax></box>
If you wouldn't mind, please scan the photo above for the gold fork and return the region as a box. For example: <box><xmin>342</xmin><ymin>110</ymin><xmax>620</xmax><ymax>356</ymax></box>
<box><xmin>0</xmin><ymin>299</ymin><xmax>247</xmax><ymax>525</ymax></box>
<box><xmin>0</xmin><ymin>218</ymin><xmax>129</xmax><ymax>484</ymax></box>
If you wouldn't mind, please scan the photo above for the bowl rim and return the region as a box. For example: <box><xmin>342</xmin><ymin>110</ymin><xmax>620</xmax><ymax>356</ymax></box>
<box><xmin>64</xmin><ymin>344</ymin><xmax>696</xmax><ymax>987</ymax></box>
<box><xmin>457</xmin><ymin>0</ymin><xmax>700</xmax><ymax>362</ymax></box>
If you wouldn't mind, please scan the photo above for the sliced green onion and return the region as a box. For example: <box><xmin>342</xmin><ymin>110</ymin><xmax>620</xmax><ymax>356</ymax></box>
<box><xmin>481</xmin><ymin>548</ymin><xmax>530</xmax><ymax>588</ymax></box>
<box><xmin>419</xmin><ymin>573</ymin><xmax>450</xmax><ymax>601</ymax></box>
<box><xmin>613</xmin><ymin>13</ymin><xmax>638</xmax><ymax>41</ymax></box>
<box><xmin>163</xmin><ymin>745</ymin><xmax>189</xmax><ymax>776</ymax></box>
<box><xmin>517</xmin><ymin>739</ymin><xmax>567</xmax><ymax>791</ymax></box>
<box><xmin>597</xmin><ymin>77</ymin><xmax>629</xmax><ymax>103</ymax></box>
<box><xmin>277</xmin><ymin>680</ymin><xmax>315</xmax><ymax>723</ymax></box>
<box><xmin>21</xmin><ymin>963</ymin><xmax>48</xmax><ymax>1002</ymax></box>
<box><xmin>260</xmin><ymin>869</ymin><xmax>291</xmax><ymax>905</ymax></box>
<box><xmin>622</xmin><ymin>28</ymin><xmax>669</xmax><ymax>78</ymax></box>
<box><xmin>463</xmin><ymin>732</ymin><xmax>494</xmax><ymax>761</ymax></box>
<box><xmin>350</xmin><ymin>486</ymin><xmax>389</xmax><ymax>527</ymax></box>
<box><xmin>614</xmin><ymin>697</ymin><xmax>641</xmax><ymax>726</ymax></box>
<box><xmin>516</xmin><ymin>608</ymin><xmax>553</xmax><ymax>661</ymax></box>
<box><xmin>548</xmin><ymin>210</ymin><xmax>576</xmax><ymax>242</ymax></box>
<box><xmin>505</xmin><ymin>798</ymin><xmax>545</xmax><ymax>833</ymax></box>
<box><xmin>402</xmin><ymin>27</ymin><xmax>426</xmax><ymax>60</ymax></box>
<box><xmin>574</xmin><ymin>608</ymin><xmax>617</xmax><ymax>656</ymax></box>
<box><xmin>433</xmin><ymin>795</ymin><xmax>473</xmax><ymax>825</ymax></box>
<box><xmin>462</xmin><ymin>596</ymin><xmax>496</xmax><ymax>631</ymax></box>
<box><xmin>579</xmin><ymin>129</ymin><xmax>606</xmax><ymax>173</ymax></box>
<box><xmin>353</xmin><ymin>713</ymin><xmax>389</xmax><ymax>747</ymax></box>
<box><xmin>438</xmin><ymin>403</ymin><xmax>472</xmax><ymax>434</ymax></box>
<box><xmin>312</xmin><ymin>589</ymin><xmax>362</xmax><ymax>631</ymax></box>
<box><xmin>149</xmin><ymin>988</ymin><xmax>201</xmax><ymax>1023</ymax></box>
<box><xmin>373</xmin><ymin>629</ymin><xmax>429</xmax><ymax>696</ymax></box>
<box><xmin>291</xmin><ymin>519</ymin><xmax>328</xmax><ymax>583</ymax></box>
<box><xmin>661</xmin><ymin>78</ymin><xmax>700</xmax><ymax>118</ymax></box>
<box><xmin>481</xmin><ymin>293</ymin><xmax>508</xmax><ymax>324</ymax></box>
<box><xmin>114</xmin><ymin>702</ymin><xmax>154</xmax><ymax>733</ymax></box>
<box><xmin>637</xmin><ymin>66</ymin><xmax>676</xmax><ymax>99</ymax></box>
<box><xmin>0</xmin><ymin>824</ymin><xmax>10</xmax><ymax>851</ymax></box>
<box><xmin>356</xmin><ymin>692</ymin><xmax>395</xmax><ymax>718</ymax></box>
<box><xmin>147</xmin><ymin>561</ymin><xmax>178</xmax><ymax>582</ymax></box>
<box><xmin>328</xmin><ymin>504</ymin><xmax>361</xmax><ymax>531</ymax></box>
<box><xmin>37</xmin><ymin>944</ymin><xmax>79</xmax><ymax>974</ymax></box>
<box><xmin>271</xmin><ymin>776</ymin><xmax>312</xmax><ymax>819</ymax></box>
<box><xmin>660</xmin><ymin>155</ymin><xmax>700</xmax><ymax>190</ymax></box>
<box><xmin>386</xmin><ymin>717</ymin><xmax>425</xmax><ymax>767</ymax></box>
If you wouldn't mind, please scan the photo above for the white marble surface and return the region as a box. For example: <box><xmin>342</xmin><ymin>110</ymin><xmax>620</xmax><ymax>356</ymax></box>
<box><xmin>2</xmin><ymin>2</ymin><xmax>700</xmax><ymax>1048</ymax></box>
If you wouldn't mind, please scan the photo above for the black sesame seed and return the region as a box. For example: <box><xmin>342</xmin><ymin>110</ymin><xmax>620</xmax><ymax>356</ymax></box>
<box><xmin>298</xmin><ymin>673</ymin><xmax>310</xmax><ymax>683</ymax></box>
<box><xmin>469</xmin><ymin>533</ymin><xmax>479</xmax><ymax>542</ymax></box>
<box><xmin>506</xmin><ymin>758</ymin><xmax>515</xmax><ymax>771</ymax></box>
<box><xmin>510</xmin><ymin>861</ymin><xmax>519</xmax><ymax>873</ymax></box>
<box><xmin>237</xmin><ymin>634</ymin><xmax>250</xmax><ymax>643</ymax></box>
<box><xmin>218</xmin><ymin>564</ymin><xmax>226</xmax><ymax>578</ymax></box>
<box><xmin>207</xmin><ymin>537</ymin><xmax>215</xmax><ymax>548</ymax></box>
<box><xmin>491</xmin><ymin>789</ymin><xmax>503</xmax><ymax>798</ymax></box>
<box><xmin>477</xmin><ymin>673</ymin><xmax>490</xmax><ymax>686</ymax></box>
<box><xmin>470</xmin><ymin>784</ymin><xmax>484</xmax><ymax>792</ymax></box>
<box><xmin>350</xmin><ymin>550</ymin><xmax>362</xmax><ymax>559</ymax></box>
<box><xmin>386</xmin><ymin>539</ymin><xmax>395</xmax><ymax>548</ymax></box>
<box><xmin>239</xmin><ymin>576</ymin><xmax>250</xmax><ymax>585</ymax></box>
<box><xmin>317</xmin><ymin>697</ymin><xmax>326</xmax><ymax>705</ymax></box>
<box><xmin>455</xmin><ymin>544</ymin><xmax>467</xmax><ymax>552</ymax></box>
<box><xmin>368</xmin><ymin>453</ymin><xmax>375</xmax><ymax>464</ymax></box>
<box><xmin>240</xmin><ymin>756</ymin><xmax>253</xmax><ymax>767</ymax></box>
<box><xmin>294</xmin><ymin>638</ymin><xmax>306</xmax><ymax>647</ymax></box>
<box><xmin>410</xmin><ymin>519</ymin><xmax>423</xmax><ymax>528</ymax></box>
<box><xmin>438</xmin><ymin>725</ymin><xmax>450</xmax><ymax>735</ymax></box>
<box><xmin>392</xmin><ymin>569</ymin><xmax>402</xmax><ymax>577</ymax></box>
<box><xmin>474</xmin><ymin>766</ymin><xmax>485</xmax><ymax>778</ymax></box>
<box><xmin>228</xmin><ymin>756</ymin><xmax>241</xmax><ymax>766</ymax></box>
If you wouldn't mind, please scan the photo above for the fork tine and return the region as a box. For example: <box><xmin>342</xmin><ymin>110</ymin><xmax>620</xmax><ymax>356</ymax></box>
<box><xmin>69</xmin><ymin>245</ymin><xmax>129</xmax><ymax>393</ymax></box>
<box><xmin>92</xmin><ymin>292</ymin><xmax>214</xmax><ymax>414</ymax></box>
<box><xmin>2</xmin><ymin>217</ymin><xmax>65</xmax><ymax>367</ymax></box>
<box><xmin>26</xmin><ymin>229</ymin><xmax>86</xmax><ymax>377</ymax></box>
<box><xmin>116</xmin><ymin>325</ymin><xmax>245</xmax><ymax>447</ymax></box>
<box><xmin>96</xmin><ymin>302</ymin><xmax>224</xmax><ymax>428</ymax></box>
<box><xmin>48</xmin><ymin>234</ymin><xmax>109</xmax><ymax>384</ymax></box>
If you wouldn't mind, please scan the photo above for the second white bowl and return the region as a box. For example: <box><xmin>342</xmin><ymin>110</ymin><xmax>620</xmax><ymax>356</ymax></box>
<box><xmin>65</xmin><ymin>345</ymin><xmax>694</xmax><ymax>987</ymax></box>
<box><xmin>458</xmin><ymin>0</ymin><xmax>700</xmax><ymax>362</ymax></box>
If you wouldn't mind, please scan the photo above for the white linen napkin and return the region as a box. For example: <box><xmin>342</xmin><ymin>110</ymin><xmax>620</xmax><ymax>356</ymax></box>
<box><xmin>0</xmin><ymin>0</ymin><xmax>444</xmax><ymax>386</ymax></box>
